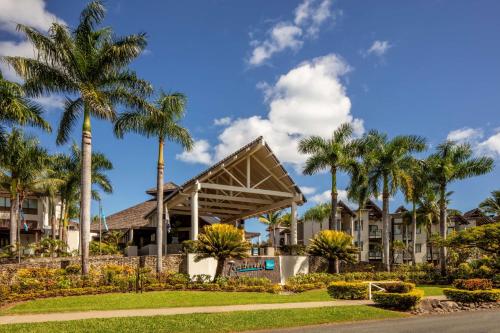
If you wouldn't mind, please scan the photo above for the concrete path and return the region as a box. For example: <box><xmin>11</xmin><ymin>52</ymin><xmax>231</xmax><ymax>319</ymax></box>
<box><xmin>0</xmin><ymin>300</ymin><xmax>373</xmax><ymax>325</ymax></box>
<box><xmin>257</xmin><ymin>309</ymin><xmax>500</xmax><ymax>333</ymax></box>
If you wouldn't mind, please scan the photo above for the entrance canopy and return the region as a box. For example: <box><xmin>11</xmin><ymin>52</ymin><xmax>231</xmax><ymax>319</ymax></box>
<box><xmin>147</xmin><ymin>137</ymin><xmax>306</xmax><ymax>241</ymax></box>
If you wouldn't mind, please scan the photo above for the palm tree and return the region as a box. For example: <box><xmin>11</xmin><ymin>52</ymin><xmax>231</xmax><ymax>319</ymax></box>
<box><xmin>400</xmin><ymin>159</ymin><xmax>430</xmax><ymax>265</ymax></box>
<box><xmin>0</xmin><ymin>70</ymin><xmax>51</xmax><ymax>146</ymax></box>
<box><xmin>479</xmin><ymin>190</ymin><xmax>500</xmax><ymax>218</ymax></box>
<box><xmin>3</xmin><ymin>0</ymin><xmax>151</xmax><ymax>275</ymax></box>
<box><xmin>0</xmin><ymin>129</ymin><xmax>50</xmax><ymax>248</ymax></box>
<box><xmin>258</xmin><ymin>210</ymin><xmax>284</xmax><ymax>250</ymax></box>
<box><xmin>195</xmin><ymin>224</ymin><xmax>251</xmax><ymax>280</ymax></box>
<box><xmin>307</xmin><ymin>230</ymin><xmax>357</xmax><ymax>273</ymax></box>
<box><xmin>427</xmin><ymin>141</ymin><xmax>494</xmax><ymax>275</ymax></box>
<box><xmin>114</xmin><ymin>92</ymin><xmax>193</xmax><ymax>273</ymax></box>
<box><xmin>298</xmin><ymin>123</ymin><xmax>356</xmax><ymax>231</ymax></box>
<box><xmin>364</xmin><ymin>131</ymin><xmax>427</xmax><ymax>272</ymax></box>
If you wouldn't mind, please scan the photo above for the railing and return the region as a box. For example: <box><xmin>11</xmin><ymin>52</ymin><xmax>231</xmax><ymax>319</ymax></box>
<box><xmin>369</xmin><ymin>251</ymin><xmax>382</xmax><ymax>259</ymax></box>
<box><xmin>369</xmin><ymin>230</ymin><xmax>382</xmax><ymax>238</ymax></box>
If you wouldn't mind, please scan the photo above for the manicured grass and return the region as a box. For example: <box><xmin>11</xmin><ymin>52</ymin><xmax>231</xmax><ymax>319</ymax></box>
<box><xmin>416</xmin><ymin>285</ymin><xmax>450</xmax><ymax>296</ymax></box>
<box><xmin>1</xmin><ymin>306</ymin><xmax>406</xmax><ymax>333</ymax></box>
<box><xmin>2</xmin><ymin>289</ymin><xmax>331</xmax><ymax>315</ymax></box>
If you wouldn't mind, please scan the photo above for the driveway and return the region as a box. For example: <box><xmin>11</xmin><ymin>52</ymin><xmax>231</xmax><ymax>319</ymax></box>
<box><xmin>257</xmin><ymin>310</ymin><xmax>500</xmax><ymax>333</ymax></box>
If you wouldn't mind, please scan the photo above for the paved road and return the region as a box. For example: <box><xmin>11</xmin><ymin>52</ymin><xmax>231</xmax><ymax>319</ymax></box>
<box><xmin>0</xmin><ymin>300</ymin><xmax>372</xmax><ymax>325</ymax></box>
<box><xmin>257</xmin><ymin>310</ymin><xmax>500</xmax><ymax>333</ymax></box>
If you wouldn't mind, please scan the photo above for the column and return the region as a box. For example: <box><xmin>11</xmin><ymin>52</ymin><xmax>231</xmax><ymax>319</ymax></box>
<box><xmin>191</xmin><ymin>189</ymin><xmax>199</xmax><ymax>240</ymax></box>
<box><xmin>290</xmin><ymin>201</ymin><xmax>297</xmax><ymax>245</ymax></box>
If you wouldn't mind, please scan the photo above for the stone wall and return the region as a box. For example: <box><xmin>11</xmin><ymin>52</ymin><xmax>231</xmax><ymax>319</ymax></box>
<box><xmin>0</xmin><ymin>255</ymin><xmax>186</xmax><ymax>276</ymax></box>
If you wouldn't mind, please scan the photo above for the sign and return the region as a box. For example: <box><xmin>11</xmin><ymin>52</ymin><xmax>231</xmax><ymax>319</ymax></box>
<box><xmin>231</xmin><ymin>259</ymin><xmax>276</xmax><ymax>273</ymax></box>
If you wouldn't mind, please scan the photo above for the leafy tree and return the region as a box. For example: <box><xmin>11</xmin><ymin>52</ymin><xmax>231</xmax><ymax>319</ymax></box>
<box><xmin>427</xmin><ymin>141</ymin><xmax>494</xmax><ymax>275</ymax></box>
<box><xmin>298</xmin><ymin>123</ymin><xmax>356</xmax><ymax>231</ymax></box>
<box><xmin>258</xmin><ymin>211</ymin><xmax>284</xmax><ymax>250</ymax></box>
<box><xmin>195</xmin><ymin>224</ymin><xmax>250</xmax><ymax>280</ymax></box>
<box><xmin>307</xmin><ymin>230</ymin><xmax>357</xmax><ymax>273</ymax></box>
<box><xmin>479</xmin><ymin>190</ymin><xmax>500</xmax><ymax>218</ymax></box>
<box><xmin>0</xmin><ymin>129</ymin><xmax>50</xmax><ymax>248</ymax></box>
<box><xmin>0</xmin><ymin>70</ymin><xmax>50</xmax><ymax>146</ymax></box>
<box><xmin>114</xmin><ymin>92</ymin><xmax>193</xmax><ymax>272</ymax></box>
<box><xmin>3</xmin><ymin>0</ymin><xmax>151</xmax><ymax>275</ymax></box>
<box><xmin>364</xmin><ymin>130</ymin><xmax>426</xmax><ymax>272</ymax></box>
<box><xmin>447</xmin><ymin>223</ymin><xmax>500</xmax><ymax>256</ymax></box>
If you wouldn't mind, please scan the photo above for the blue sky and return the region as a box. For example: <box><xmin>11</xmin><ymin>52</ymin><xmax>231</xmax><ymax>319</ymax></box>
<box><xmin>1</xmin><ymin>0</ymin><xmax>499</xmax><ymax>238</ymax></box>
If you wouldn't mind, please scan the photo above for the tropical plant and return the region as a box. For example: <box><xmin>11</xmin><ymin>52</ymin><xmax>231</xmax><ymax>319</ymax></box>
<box><xmin>114</xmin><ymin>92</ymin><xmax>193</xmax><ymax>272</ymax></box>
<box><xmin>3</xmin><ymin>0</ymin><xmax>151</xmax><ymax>274</ymax></box>
<box><xmin>0</xmin><ymin>129</ymin><xmax>50</xmax><ymax>248</ymax></box>
<box><xmin>103</xmin><ymin>230</ymin><xmax>124</xmax><ymax>247</ymax></box>
<box><xmin>363</xmin><ymin>130</ymin><xmax>427</xmax><ymax>271</ymax></box>
<box><xmin>298</xmin><ymin>123</ymin><xmax>356</xmax><ymax>230</ymax></box>
<box><xmin>258</xmin><ymin>210</ymin><xmax>284</xmax><ymax>250</ymax></box>
<box><xmin>307</xmin><ymin>230</ymin><xmax>358</xmax><ymax>273</ymax></box>
<box><xmin>447</xmin><ymin>222</ymin><xmax>500</xmax><ymax>257</ymax></box>
<box><xmin>195</xmin><ymin>224</ymin><xmax>251</xmax><ymax>280</ymax></box>
<box><xmin>392</xmin><ymin>240</ymin><xmax>408</xmax><ymax>264</ymax></box>
<box><xmin>479</xmin><ymin>190</ymin><xmax>500</xmax><ymax>218</ymax></box>
<box><xmin>0</xmin><ymin>70</ymin><xmax>50</xmax><ymax>146</ymax></box>
<box><xmin>427</xmin><ymin>141</ymin><xmax>494</xmax><ymax>275</ymax></box>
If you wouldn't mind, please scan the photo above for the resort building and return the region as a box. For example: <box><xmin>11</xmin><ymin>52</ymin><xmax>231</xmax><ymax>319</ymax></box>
<box><xmin>96</xmin><ymin>137</ymin><xmax>306</xmax><ymax>255</ymax></box>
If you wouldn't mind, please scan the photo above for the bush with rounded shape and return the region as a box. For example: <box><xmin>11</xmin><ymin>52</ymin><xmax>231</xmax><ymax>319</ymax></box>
<box><xmin>376</xmin><ymin>282</ymin><xmax>415</xmax><ymax>293</ymax></box>
<box><xmin>453</xmin><ymin>278</ymin><xmax>492</xmax><ymax>291</ymax></box>
<box><xmin>372</xmin><ymin>290</ymin><xmax>424</xmax><ymax>310</ymax></box>
<box><xmin>443</xmin><ymin>288</ymin><xmax>500</xmax><ymax>303</ymax></box>
<box><xmin>327</xmin><ymin>281</ymin><xmax>368</xmax><ymax>300</ymax></box>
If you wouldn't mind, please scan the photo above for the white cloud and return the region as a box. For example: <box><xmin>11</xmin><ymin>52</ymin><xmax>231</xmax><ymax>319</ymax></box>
<box><xmin>310</xmin><ymin>189</ymin><xmax>348</xmax><ymax>203</ymax></box>
<box><xmin>366</xmin><ymin>40</ymin><xmax>392</xmax><ymax>57</ymax></box>
<box><xmin>0</xmin><ymin>40</ymin><xmax>35</xmax><ymax>81</ymax></box>
<box><xmin>447</xmin><ymin>127</ymin><xmax>483</xmax><ymax>143</ymax></box>
<box><xmin>214</xmin><ymin>54</ymin><xmax>364</xmax><ymax>170</ymax></box>
<box><xmin>176</xmin><ymin>139</ymin><xmax>213</xmax><ymax>165</ymax></box>
<box><xmin>213</xmin><ymin>117</ymin><xmax>232</xmax><ymax>126</ymax></box>
<box><xmin>0</xmin><ymin>0</ymin><xmax>63</xmax><ymax>34</ymax></box>
<box><xmin>33</xmin><ymin>95</ymin><xmax>65</xmax><ymax>111</ymax></box>
<box><xmin>300</xmin><ymin>186</ymin><xmax>316</xmax><ymax>195</ymax></box>
<box><xmin>248</xmin><ymin>0</ymin><xmax>335</xmax><ymax>66</ymax></box>
<box><xmin>477</xmin><ymin>131</ymin><xmax>500</xmax><ymax>158</ymax></box>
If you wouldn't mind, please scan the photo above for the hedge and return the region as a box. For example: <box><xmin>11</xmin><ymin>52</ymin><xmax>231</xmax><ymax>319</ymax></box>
<box><xmin>376</xmin><ymin>282</ymin><xmax>415</xmax><ymax>293</ymax></box>
<box><xmin>372</xmin><ymin>290</ymin><xmax>424</xmax><ymax>310</ymax></box>
<box><xmin>443</xmin><ymin>288</ymin><xmax>500</xmax><ymax>303</ymax></box>
<box><xmin>327</xmin><ymin>282</ymin><xmax>368</xmax><ymax>300</ymax></box>
<box><xmin>452</xmin><ymin>279</ymin><xmax>493</xmax><ymax>291</ymax></box>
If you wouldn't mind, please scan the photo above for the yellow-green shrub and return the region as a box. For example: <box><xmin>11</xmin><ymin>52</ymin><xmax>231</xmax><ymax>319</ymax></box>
<box><xmin>372</xmin><ymin>290</ymin><xmax>424</xmax><ymax>310</ymax></box>
<box><xmin>443</xmin><ymin>288</ymin><xmax>500</xmax><ymax>303</ymax></box>
<box><xmin>327</xmin><ymin>281</ymin><xmax>368</xmax><ymax>300</ymax></box>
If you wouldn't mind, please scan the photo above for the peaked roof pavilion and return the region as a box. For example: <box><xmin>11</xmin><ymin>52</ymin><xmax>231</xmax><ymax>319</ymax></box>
<box><xmin>145</xmin><ymin>136</ymin><xmax>306</xmax><ymax>241</ymax></box>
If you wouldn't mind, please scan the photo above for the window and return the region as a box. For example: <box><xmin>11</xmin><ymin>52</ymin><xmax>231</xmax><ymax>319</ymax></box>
<box><xmin>415</xmin><ymin>244</ymin><xmax>422</xmax><ymax>253</ymax></box>
<box><xmin>0</xmin><ymin>197</ymin><xmax>10</xmax><ymax>212</ymax></box>
<box><xmin>393</xmin><ymin>224</ymin><xmax>402</xmax><ymax>235</ymax></box>
<box><xmin>416</xmin><ymin>226</ymin><xmax>421</xmax><ymax>234</ymax></box>
<box><xmin>22</xmin><ymin>199</ymin><xmax>38</xmax><ymax>215</ymax></box>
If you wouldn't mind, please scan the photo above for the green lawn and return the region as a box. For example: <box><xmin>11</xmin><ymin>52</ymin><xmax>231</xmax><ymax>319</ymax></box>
<box><xmin>1</xmin><ymin>306</ymin><xmax>406</xmax><ymax>333</ymax></box>
<box><xmin>416</xmin><ymin>285</ymin><xmax>449</xmax><ymax>296</ymax></box>
<box><xmin>2</xmin><ymin>290</ymin><xmax>331</xmax><ymax>315</ymax></box>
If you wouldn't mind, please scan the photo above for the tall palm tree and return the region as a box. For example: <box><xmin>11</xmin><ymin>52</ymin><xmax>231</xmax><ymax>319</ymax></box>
<box><xmin>0</xmin><ymin>70</ymin><xmax>51</xmax><ymax>146</ymax></box>
<box><xmin>258</xmin><ymin>210</ymin><xmax>284</xmax><ymax>250</ymax></box>
<box><xmin>364</xmin><ymin>131</ymin><xmax>426</xmax><ymax>272</ymax></box>
<box><xmin>3</xmin><ymin>0</ymin><xmax>151</xmax><ymax>274</ymax></box>
<box><xmin>0</xmin><ymin>129</ymin><xmax>50</xmax><ymax>248</ymax></box>
<box><xmin>427</xmin><ymin>141</ymin><xmax>494</xmax><ymax>275</ymax></box>
<box><xmin>400</xmin><ymin>159</ymin><xmax>430</xmax><ymax>265</ymax></box>
<box><xmin>479</xmin><ymin>190</ymin><xmax>500</xmax><ymax>218</ymax></box>
<box><xmin>298</xmin><ymin>123</ymin><xmax>356</xmax><ymax>231</ymax></box>
<box><xmin>114</xmin><ymin>92</ymin><xmax>193</xmax><ymax>273</ymax></box>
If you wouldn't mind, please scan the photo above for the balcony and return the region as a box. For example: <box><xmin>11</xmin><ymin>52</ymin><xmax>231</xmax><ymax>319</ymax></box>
<box><xmin>369</xmin><ymin>230</ymin><xmax>382</xmax><ymax>239</ymax></box>
<box><xmin>427</xmin><ymin>253</ymin><xmax>439</xmax><ymax>260</ymax></box>
<box><xmin>369</xmin><ymin>251</ymin><xmax>382</xmax><ymax>260</ymax></box>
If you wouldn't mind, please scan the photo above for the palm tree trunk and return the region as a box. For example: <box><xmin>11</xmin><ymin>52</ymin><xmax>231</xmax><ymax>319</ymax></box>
<box><xmin>357</xmin><ymin>205</ymin><xmax>362</xmax><ymax>262</ymax></box>
<box><xmin>439</xmin><ymin>184</ymin><xmax>447</xmax><ymax>276</ymax></box>
<box><xmin>156</xmin><ymin>137</ymin><xmax>164</xmax><ymax>273</ymax></box>
<box><xmin>328</xmin><ymin>259</ymin><xmax>337</xmax><ymax>273</ymax></box>
<box><xmin>58</xmin><ymin>200</ymin><xmax>65</xmax><ymax>242</ymax></box>
<box><xmin>411</xmin><ymin>201</ymin><xmax>417</xmax><ymax>266</ymax></box>
<box><xmin>9</xmin><ymin>192</ymin><xmax>18</xmax><ymax>247</ymax></box>
<box><xmin>215</xmin><ymin>257</ymin><xmax>225</xmax><ymax>280</ymax></box>
<box><xmin>50</xmin><ymin>197</ymin><xmax>56</xmax><ymax>240</ymax></box>
<box><xmin>382</xmin><ymin>176</ymin><xmax>390</xmax><ymax>272</ymax></box>
<box><xmin>80</xmin><ymin>110</ymin><xmax>92</xmax><ymax>275</ymax></box>
<box><xmin>330</xmin><ymin>169</ymin><xmax>338</xmax><ymax>231</ymax></box>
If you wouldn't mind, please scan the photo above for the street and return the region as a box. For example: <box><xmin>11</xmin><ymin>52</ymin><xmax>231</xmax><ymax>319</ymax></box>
<box><xmin>258</xmin><ymin>310</ymin><xmax>500</xmax><ymax>333</ymax></box>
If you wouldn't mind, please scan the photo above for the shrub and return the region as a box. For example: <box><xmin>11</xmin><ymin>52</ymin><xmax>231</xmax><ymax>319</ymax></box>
<box><xmin>455</xmin><ymin>263</ymin><xmax>474</xmax><ymax>279</ymax></box>
<box><xmin>377</xmin><ymin>282</ymin><xmax>415</xmax><ymax>293</ymax></box>
<box><xmin>372</xmin><ymin>290</ymin><xmax>424</xmax><ymax>310</ymax></box>
<box><xmin>443</xmin><ymin>288</ymin><xmax>500</xmax><ymax>303</ymax></box>
<box><xmin>453</xmin><ymin>278</ymin><xmax>493</xmax><ymax>291</ymax></box>
<box><xmin>64</xmin><ymin>264</ymin><xmax>81</xmax><ymax>275</ymax></box>
<box><xmin>493</xmin><ymin>274</ymin><xmax>500</xmax><ymax>288</ymax></box>
<box><xmin>327</xmin><ymin>282</ymin><xmax>368</xmax><ymax>300</ymax></box>
<box><xmin>284</xmin><ymin>282</ymin><xmax>325</xmax><ymax>292</ymax></box>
